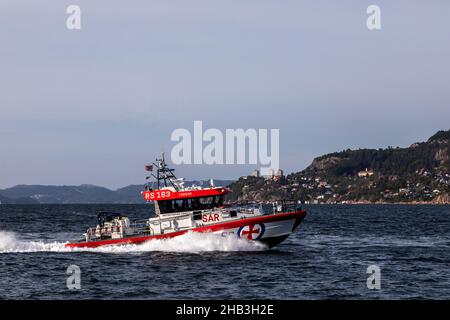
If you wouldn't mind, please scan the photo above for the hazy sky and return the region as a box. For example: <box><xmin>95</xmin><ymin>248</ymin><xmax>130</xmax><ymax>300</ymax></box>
<box><xmin>1</xmin><ymin>1</ymin><xmax>449</xmax><ymax>189</ymax></box>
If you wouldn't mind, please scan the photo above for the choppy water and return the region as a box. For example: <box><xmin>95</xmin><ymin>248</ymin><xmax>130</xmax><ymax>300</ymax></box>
<box><xmin>0</xmin><ymin>204</ymin><xmax>449</xmax><ymax>299</ymax></box>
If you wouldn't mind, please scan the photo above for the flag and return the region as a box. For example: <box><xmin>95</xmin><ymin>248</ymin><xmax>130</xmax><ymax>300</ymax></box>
<box><xmin>145</xmin><ymin>164</ymin><xmax>153</xmax><ymax>172</ymax></box>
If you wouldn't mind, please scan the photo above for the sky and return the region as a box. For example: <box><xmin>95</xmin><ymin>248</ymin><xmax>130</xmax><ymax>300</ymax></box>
<box><xmin>1</xmin><ymin>1</ymin><xmax>450</xmax><ymax>189</ymax></box>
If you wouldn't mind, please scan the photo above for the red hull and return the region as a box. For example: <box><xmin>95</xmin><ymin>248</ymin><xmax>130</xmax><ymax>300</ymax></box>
<box><xmin>65</xmin><ymin>210</ymin><xmax>306</xmax><ymax>248</ymax></box>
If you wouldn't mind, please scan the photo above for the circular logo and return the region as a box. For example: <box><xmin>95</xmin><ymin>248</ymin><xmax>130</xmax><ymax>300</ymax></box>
<box><xmin>237</xmin><ymin>223</ymin><xmax>265</xmax><ymax>240</ymax></box>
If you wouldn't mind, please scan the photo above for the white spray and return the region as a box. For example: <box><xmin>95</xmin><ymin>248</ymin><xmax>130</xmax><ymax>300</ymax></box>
<box><xmin>0</xmin><ymin>231</ymin><xmax>267</xmax><ymax>254</ymax></box>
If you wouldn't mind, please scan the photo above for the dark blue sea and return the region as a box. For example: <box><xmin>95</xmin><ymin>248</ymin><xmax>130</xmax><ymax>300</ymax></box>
<box><xmin>1</xmin><ymin>204</ymin><xmax>449</xmax><ymax>299</ymax></box>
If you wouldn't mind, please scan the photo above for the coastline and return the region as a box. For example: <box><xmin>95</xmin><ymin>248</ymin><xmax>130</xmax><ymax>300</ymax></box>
<box><xmin>329</xmin><ymin>193</ymin><xmax>450</xmax><ymax>205</ymax></box>
<box><xmin>327</xmin><ymin>201</ymin><xmax>450</xmax><ymax>205</ymax></box>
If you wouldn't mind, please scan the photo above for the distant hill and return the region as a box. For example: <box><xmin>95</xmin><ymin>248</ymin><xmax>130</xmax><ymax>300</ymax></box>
<box><xmin>0</xmin><ymin>179</ymin><xmax>234</xmax><ymax>204</ymax></box>
<box><xmin>227</xmin><ymin>129</ymin><xmax>450</xmax><ymax>204</ymax></box>
<box><xmin>0</xmin><ymin>184</ymin><xmax>118</xmax><ymax>204</ymax></box>
<box><xmin>0</xmin><ymin>193</ymin><xmax>38</xmax><ymax>204</ymax></box>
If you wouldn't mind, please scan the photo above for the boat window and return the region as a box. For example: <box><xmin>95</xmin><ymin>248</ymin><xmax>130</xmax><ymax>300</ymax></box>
<box><xmin>193</xmin><ymin>211</ymin><xmax>202</xmax><ymax>220</ymax></box>
<box><xmin>215</xmin><ymin>195</ymin><xmax>224</xmax><ymax>206</ymax></box>
<box><xmin>173</xmin><ymin>199</ymin><xmax>184</xmax><ymax>211</ymax></box>
<box><xmin>158</xmin><ymin>195</ymin><xmax>225</xmax><ymax>214</ymax></box>
<box><xmin>199</xmin><ymin>196</ymin><xmax>213</xmax><ymax>205</ymax></box>
<box><xmin>159</xmin><ymin>200</ymin><xmax>173</xmax><ymax>214</ymax></box>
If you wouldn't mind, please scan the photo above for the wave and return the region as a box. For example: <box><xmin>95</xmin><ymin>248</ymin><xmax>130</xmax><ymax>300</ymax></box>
<box><xmin>0</xmin><ymin>231</ymin><xmax>267</xmax><ymax>254</ymax></box>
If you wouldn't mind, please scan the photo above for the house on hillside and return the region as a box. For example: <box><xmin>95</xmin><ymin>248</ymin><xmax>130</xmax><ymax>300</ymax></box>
<box><xmin>358</xmin><ymin>168</ymin><xmax>374</xmax><ymax>177</ymax></box>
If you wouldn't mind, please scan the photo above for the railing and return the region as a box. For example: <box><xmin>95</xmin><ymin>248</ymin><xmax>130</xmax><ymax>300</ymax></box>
<box><xmin>273</xmin><ymin>200</ymin><xmax>302</xmax><ymax>213</ymax></box>
<box><xmin>229</xmin><ymin>200</ymin><xmax>302</xmax><ymax>214</ymax></box>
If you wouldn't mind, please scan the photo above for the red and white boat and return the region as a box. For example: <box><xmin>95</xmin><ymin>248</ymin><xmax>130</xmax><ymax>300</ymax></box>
<box><xmin>66</xmin><ymin>155</ymin><xmax>306</xmax><ymax>249</ymax></box>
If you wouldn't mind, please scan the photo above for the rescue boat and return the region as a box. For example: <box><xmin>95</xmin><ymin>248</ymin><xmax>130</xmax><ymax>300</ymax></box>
<box><xmin>65</xmin><ymin>154</ymin><xmax>306</xmax><ymax>249</ymax></box>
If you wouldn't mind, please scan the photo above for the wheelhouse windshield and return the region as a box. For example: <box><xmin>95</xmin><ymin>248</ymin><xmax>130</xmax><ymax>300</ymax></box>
<box><xmin>157</xmin><ymin>195</ymin><xmax>224</xmax><ymax>214</ymax></box>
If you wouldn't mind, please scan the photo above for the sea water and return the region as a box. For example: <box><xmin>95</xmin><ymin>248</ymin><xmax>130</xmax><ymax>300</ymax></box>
<box><xmin>0</xmin><ymin>204</ymin><xmax>449</xmax><ymax>299</ymax></box>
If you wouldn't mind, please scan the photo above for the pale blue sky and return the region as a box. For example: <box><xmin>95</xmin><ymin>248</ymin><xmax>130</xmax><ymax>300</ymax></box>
<box><xmin>1</xmin><ymin>1</ymin><xmax>449</xmax><ymax>188</ymax></box>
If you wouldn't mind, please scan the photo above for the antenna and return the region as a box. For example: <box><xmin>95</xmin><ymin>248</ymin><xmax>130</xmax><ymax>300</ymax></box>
<box><xmin>148</xmin><ymin>152</ymin><xmax>179</xmax><ymax>191</ymax></box>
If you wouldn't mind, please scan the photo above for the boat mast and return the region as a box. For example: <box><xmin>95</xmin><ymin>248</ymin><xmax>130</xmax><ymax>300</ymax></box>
<box><xmin>150</xmin><ymin>152</ymin><xmax>179</xmax><ymax>191</ymax></box>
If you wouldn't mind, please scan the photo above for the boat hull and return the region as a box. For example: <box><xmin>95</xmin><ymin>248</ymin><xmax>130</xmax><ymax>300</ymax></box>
<box><xmin>65</xmin><ymin>210</ymin><xmax>306</xmax><ymax>249</ymax></box>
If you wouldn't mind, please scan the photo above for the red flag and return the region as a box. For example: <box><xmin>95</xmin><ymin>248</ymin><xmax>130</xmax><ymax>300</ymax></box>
<box><xmin>145</xmin><ymin>164</ymin><xmax>153</xmax><ymax>172</ymax></box>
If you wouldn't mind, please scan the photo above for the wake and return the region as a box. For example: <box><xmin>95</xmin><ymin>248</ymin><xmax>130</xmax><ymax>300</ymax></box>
<box><xmin>0</xmin><ymin>231</ymin><xmax>267</xmax><ymax>254</ymax></box>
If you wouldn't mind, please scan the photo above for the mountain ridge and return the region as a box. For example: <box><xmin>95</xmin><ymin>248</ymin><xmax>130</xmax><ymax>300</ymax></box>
<box><xmin>227</xmin><ymin>129</ymin><xmax>450</xmax><ymax>204</ymax></box>
<box><xmin>0</xmin><ymin>180</ymin><xmax>235</xmax><ymax>204</ymax></box>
